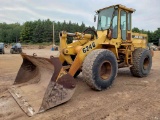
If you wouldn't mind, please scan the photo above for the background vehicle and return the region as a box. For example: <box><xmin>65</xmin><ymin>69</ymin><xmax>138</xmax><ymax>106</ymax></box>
<box><xmin>0</xmin><ymin>43</ymin><xmax>5</xmax><ymax>54</ymax></box>
<box><xmin>10</xmin><ymin>43</ymin><xmax>22</xmax><ymax>54</ymax></box>
<box><xmin>9</xmin><ymin>4</ymin><xmax>152</xmax><ymax>116</ymax></box>
<box><xmin>148</xmin><ymin>43</ymin><xmax>159</xmax><ymax>51</ymax></box>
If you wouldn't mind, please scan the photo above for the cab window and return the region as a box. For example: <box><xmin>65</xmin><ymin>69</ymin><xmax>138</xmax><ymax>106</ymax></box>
<box><xmin>120</xmin><ymin>10</ymin><xmax>127</xmax><ymax>40</ymax></box>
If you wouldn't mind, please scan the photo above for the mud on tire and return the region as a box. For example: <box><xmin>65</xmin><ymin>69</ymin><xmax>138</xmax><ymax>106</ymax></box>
<box><xmin>130</xmin><ymin>48</ymin><xmax>152</xmax><ymax>77</ymax></box>
<box><xmin>82</xmin><ymin>49</ymin><xmax>118</xmax><ymax>91</ymax></box>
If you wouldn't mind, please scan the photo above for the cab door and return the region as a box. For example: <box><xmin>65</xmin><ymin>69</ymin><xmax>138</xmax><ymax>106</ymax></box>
<box><xmin>120</xmin><ymin>10</ymin><xmax>132</xmax><ymax>41</ymax></box>
<box><xmin>120</xmin><ymin>10</ymin><xmax>127</xmax><ymax>40</ymax></box>
<box><xmin>127</xmin><ymin>12</ymin><xmax>132</xmax><ymax>41</ymax></box>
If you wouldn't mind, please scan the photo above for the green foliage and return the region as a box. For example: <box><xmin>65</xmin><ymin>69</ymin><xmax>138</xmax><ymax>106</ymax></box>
<box><xmin>0</xmin><ymin>23</ymin><xmax>22</xmax><ymax>43</ymax></box>
<box><xmin>132</xmin><ymin>27</ymin><xmax>140</xmax><ymax>33</ymax></box>
<box><xmin>20</xmin><ymin>19</ymin><xmax>89</xmax><ymax>44</ymax></box>
<box><xmin>0</xmin><ymin>19</ymin><xmax>90</xmax><ymax>44</ymax></box>
<box><xmin>54</xmin><ymin>21</ymin><xmax>87</xmax><ymax>44</ymax></box>
<box><xmin>0</xmin><ymin>20</ymin><xmax>159</xmax><ymax>46</ymax></box>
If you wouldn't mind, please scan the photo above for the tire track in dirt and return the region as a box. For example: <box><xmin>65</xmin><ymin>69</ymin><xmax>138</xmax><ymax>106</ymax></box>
<box><xmin>78</xmin><ymin>81</ymin><xmax>160</xmax><ymax>120</ymax></box>
<box><xmin>52</xmin><ymin>80</ymin><xmax>151</xmax><ymax>120</ymax></box>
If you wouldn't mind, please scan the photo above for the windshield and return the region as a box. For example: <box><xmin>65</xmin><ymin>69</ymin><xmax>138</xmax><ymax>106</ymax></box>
<box><xmin>97</xmin><ymin>7</ymin><xmax>114</xmax><ymax>31</ymax></box>
<box><xmin>0</xmin><ymin>44</ymin><xmax>4</xmax><ymax>48</ymax></box>
<box><xmin>12</xmin><ymin>43</ymin><xmax>21</xmax><ymax>48</ymax></box>
<box><xmin>16</xmin><ymin>43</ymin><xmax>21</xmax><ymax>47</ymax></box>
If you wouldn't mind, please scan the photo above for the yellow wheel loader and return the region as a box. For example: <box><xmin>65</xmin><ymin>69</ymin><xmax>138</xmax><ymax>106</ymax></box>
<box><xmin>9</xmin><ymin>4</ymin><xmax>152</xmax><ymax>116</ymax></box>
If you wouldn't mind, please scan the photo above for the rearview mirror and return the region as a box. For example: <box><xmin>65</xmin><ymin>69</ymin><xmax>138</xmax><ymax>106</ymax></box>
<box><xmin>107</xmin><ymin>29</ymin><xmax>112</xmax><ymax>40</ymax></box>
<box><xmin>94</xmin><ymin>15</ymin><xmax>96</xmax><ymax>22</ymax></box>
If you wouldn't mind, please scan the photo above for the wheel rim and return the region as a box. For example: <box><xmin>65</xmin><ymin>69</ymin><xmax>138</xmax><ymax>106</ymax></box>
<box><xmin>143</xmin><ymin>57</ymin><xmax>149</xmax><ymax>70</ymax></box>
<box><xmin>99</xmin><ymin>61</ymin><xmax>112</xmax><ymax>80</ymax></box>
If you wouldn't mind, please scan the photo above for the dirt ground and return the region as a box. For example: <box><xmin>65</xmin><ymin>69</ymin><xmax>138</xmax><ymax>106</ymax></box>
<box><xmin>0</xmin><ymin>48</ymin><xmax>160</xmax><ymax>120</ymax></box>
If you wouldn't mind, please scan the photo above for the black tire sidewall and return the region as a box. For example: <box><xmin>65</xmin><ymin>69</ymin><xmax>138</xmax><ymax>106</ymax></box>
<box><xmin>19</xmin><ymin>49</ymin><xmax>22</xmax><ymax>53</ymax></box>
<box><xmin>139</xmin><ymin>50</ymin><xmax>152</xmax><ymax>76</ymax></box>
<box><xmin>10</xmin><ymin>49</ymin><xmax>13</xmax><ymax>54</ymax></box>
<box><xmin>92</xmin><ymin>51</ymin><xmax>117</xmax><ymax>89</ymax></box>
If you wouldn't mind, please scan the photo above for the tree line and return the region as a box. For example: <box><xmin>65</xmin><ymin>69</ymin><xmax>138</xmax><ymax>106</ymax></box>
<box><xmin>0</xmin><ymin>19</ymin><xmax>93</xmax><ymax>44</ymax></box>
<box><xmin>0</xmin><ymin>23</ymin><xmax>22</xmax><ymax>44</ymax></box>
<box><xmin>0</xmin><ymin>19</ymin><xmax>159</xmax><ymax>45</ymax></box>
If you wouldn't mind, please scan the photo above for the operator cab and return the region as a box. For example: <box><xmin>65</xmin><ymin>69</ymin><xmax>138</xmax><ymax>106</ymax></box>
<box><xmin>95</xmin><ymin>4</ymin><xmax>135</xmax><ymax>41</ymax></box>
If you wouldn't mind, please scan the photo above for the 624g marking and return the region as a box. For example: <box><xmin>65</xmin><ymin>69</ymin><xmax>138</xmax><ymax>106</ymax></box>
<box><xmin>82</xmin><ymin>42</ymin><xmax>96</xmax><ymax>53</ymax></box>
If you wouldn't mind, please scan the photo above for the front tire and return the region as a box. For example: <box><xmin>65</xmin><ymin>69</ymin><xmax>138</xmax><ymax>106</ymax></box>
<box><xmin>10</xmin><ymin>49</ymin><xmax>13</xmax><ymax>54</ymax></box>
<box><xmin>130</xmin><ymin>48</ymin><xmax>152</xmax><ymax>77</ymax></box>
<box><xmin>19</xmin><ymin>48</ymin><xmax>22</xmax><ymax>53</ymax></box>
<box><xmin>82</xmin><ymin>49</ymin><xmax>118</xmax><ymax>91</ymax></box>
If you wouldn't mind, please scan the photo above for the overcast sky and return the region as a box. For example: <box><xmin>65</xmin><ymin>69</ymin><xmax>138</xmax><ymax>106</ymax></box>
<box><xmin>0</xmin><ymin>0</ymin><xmax>159</xmax><ymax>31</ymax></box>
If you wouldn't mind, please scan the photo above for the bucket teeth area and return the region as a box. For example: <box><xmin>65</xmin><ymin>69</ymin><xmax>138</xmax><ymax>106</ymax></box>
<box><xmin>9</xmin><ymin>54</ymin><xmax>76</xmax><ymax>116</ymax></box>
<box><xmin>9</xmin><ymin>87</ymin><xmax>37</xmax><ymax>116</ymax></box>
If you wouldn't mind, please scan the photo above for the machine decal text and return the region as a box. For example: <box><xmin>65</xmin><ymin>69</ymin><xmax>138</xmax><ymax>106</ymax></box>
<box><xmin>82</xmin><ymin>42</ymin><xmax>95</xmax><ymax>53</ymax></box>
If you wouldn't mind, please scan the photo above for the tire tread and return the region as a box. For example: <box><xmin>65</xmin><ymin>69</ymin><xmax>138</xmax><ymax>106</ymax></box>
<box><xmin>82</xmin><ymin>49</ymin><xmax>117</xmax><ymax>90</ymax></box>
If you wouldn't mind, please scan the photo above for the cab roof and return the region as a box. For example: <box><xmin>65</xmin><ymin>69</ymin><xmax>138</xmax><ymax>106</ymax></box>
<box><xmin>96</xmin><ymin>4</ymin><xmax>135</xmax><ymax>13</ymax></box>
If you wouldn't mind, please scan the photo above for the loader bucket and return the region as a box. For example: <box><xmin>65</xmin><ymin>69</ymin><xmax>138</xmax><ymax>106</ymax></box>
<box><xmin>8</xmin><ymin>53</ymin><xmax>76</xmax><ymax>116</ymax></box>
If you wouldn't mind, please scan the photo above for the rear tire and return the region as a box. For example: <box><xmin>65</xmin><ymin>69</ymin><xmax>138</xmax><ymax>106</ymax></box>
<box><xmin>10</xmin><ymin>49</ymin><xmax>13</xmax><ymax>54</ymax></box>
<box><xmin>82</xmin><ymin>49</ymin><xmax>118</xmax><ymax>91</ymax></box>
<box><xmin>130</xmin><ymin>48</ymin><xmax>152</xmax><ymax>77</ymax></box>
<box><xmin>19</xmin><ymin>48</ymin><xmax>22</xmax><ymax>53</ymax></box>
